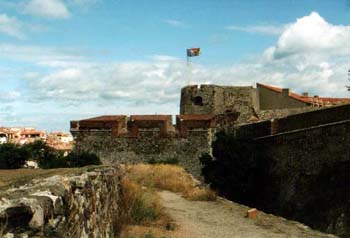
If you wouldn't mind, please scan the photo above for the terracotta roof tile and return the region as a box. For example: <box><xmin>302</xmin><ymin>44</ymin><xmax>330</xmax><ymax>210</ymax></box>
<box><xmin>258</xmin><ymin>83</ymin><xmax>350</xmax><ymax>105</ymax></box>
<box><xmin>176</xmin><ymin>115</ymin><xmax>215</xmax><ymax>121</ymax></box>
<box><xmin>81</xmin><ymin>115</ymin><xmax>126</xmax><ymax>122</ymax></box>
<box><xmin>130</xmin><ymin>115</ymin><xmax>172</xmax><ymax>121</ymax></box>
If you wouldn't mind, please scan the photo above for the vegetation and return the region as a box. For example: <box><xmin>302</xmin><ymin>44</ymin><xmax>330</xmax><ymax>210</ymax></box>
<box><xmin>0</xmin><ymin>143</ymin><xmax>29</xmax><ymax>169</ymax></box>
<box><xmin>0</xmin><ymin>141</ymin><xmax>101</xmax><ymax>170</ymax></box>
<box><xmin>200</xmin><ymin>131</ymin><xmax>267</xmax><ymax>205</ymax></box>
<box><xmin>120</xmin><ymin>164</ymin><xmax>216</xmax><ymax>237</ymax></box>
<box><xmin>147</xmin><ymin>157</ymin><xmax>179</xmax><ymax>165</ymax></box>
<box><xmin>126</xmin><ymin>164</ymin><xmax>216</xmax><ymax>201</ymax></box>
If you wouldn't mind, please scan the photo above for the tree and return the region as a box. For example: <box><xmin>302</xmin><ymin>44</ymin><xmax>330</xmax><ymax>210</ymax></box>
<box><xmin>0</xmin><ymin>143</ymin><xmax>29</xmax><ymax>169</ymax></box>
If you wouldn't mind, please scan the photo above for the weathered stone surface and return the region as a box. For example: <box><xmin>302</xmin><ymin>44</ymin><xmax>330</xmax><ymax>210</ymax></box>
<box><xmin>0</xmin><ymin>167</ymin><xmax>122</xmax><ymax>238</ymax></box>
<box><xmin>72</xmin><ymin>129</ymin><xmax>214</xmax><ymax>178</ymax></box>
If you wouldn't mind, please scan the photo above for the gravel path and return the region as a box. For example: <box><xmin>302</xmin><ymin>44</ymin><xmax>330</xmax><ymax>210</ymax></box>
<box><xmin>159</xmin><ymin>191</ymin><xmax>338</xmax><ymax>238</ymax></box>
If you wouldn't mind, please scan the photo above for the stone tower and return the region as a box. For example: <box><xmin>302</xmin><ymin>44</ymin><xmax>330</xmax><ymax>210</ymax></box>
<box><xmin>180</xmin><ymin>84</ymin><xmax>259</xmax><ymax>115</ymax></box>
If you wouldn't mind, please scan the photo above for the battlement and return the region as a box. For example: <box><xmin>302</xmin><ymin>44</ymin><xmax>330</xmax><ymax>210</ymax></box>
<box><xmin>71</xmin><ymin>114</ymin><xmax>218</xmax><ymax>139</ymax></box>
<box><xmin>235</xmin><ymin>104</ymin><xmax>350</xmax><ymax>139</ymax></box>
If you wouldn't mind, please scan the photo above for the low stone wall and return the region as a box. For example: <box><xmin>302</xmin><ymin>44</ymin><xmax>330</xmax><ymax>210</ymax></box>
<box><xmin>0</xmin><ymin>167</ymin><xmax>122</xmax><ymax>238</ymax></box>
<box><xmin>72</xmin><ymin>130</ymin><xmax>213</xmax><ymax>178</ymax></box>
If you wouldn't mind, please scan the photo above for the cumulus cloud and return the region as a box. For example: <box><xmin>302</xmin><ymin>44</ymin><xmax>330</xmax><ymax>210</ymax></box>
<box><xmin>21</xmin><ymin>0</ymin><xmax>70</xmax><ymax>19</ymax></box>
<box><xmin>226</xmin><ymin>24</ymin><xmax>285</xmax><ymax>35</ymax></box>
<box><xmin>1</xmin><ymin>11</ymin><xmax>350</xmax><ymax>131</ymax></box>
<box><xmin>269</xmin><ymin>12</ymin><xmax>350</xmax><ymax>59</ymax></box>
<box><xmin>0</xmin><ymin>14</ymin><xmax>25</xmax><ymax>39</ymax></box>
<box><xmin>20</xmin><ymin>11</ymin><xmax>350</xmax><ymax>112</ymax></box>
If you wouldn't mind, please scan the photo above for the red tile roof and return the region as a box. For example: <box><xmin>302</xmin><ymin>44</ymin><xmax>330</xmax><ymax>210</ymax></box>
<box><xmin>257</xmin><ymin>83</ymin><xmax>350</xmax><ymax>105</ymax></box>
<box><xmin>81</xmin><ymin>115</ymin><xmax>126</xmax><ymax>121</ymax></box>
<box><xmin>130</xmin><ymin>115</ymin><xmax>172</xmax><ymax>121</ymax></box>
<box><xmin>176</xmin><ymin>115</ymin><xmax>215</xmax><ymax>121</ymax></box>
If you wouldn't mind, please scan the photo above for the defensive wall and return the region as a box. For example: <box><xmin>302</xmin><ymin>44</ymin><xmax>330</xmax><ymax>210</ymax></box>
<box><xmin>231</xmin><ymin>104</ymin><xmax>350</xmax><ymax>236</ymax></box>
<box><xmin>71</xmin><ymin>114</ymin><xmax>221</xmax><ymax>177</ymax></box>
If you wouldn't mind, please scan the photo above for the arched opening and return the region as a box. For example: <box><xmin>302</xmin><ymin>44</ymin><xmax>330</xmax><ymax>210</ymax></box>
<box><xmin>193</xmin><ymin>96</ymin><xmax>203</xmax><ymax>106</ymax></box>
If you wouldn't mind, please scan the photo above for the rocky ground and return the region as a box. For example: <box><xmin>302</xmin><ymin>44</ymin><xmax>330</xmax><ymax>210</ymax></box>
<box><xmin>158</xmin><ymin>190</ymin><xmax>338</xmax><ymax>238</ymax></box>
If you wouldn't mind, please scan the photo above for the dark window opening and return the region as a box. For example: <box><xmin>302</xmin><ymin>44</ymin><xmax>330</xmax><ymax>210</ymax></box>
<box><xmin>193</xmin><ymin>96</ymin><xmax>203</xmax><ymax>106</ymax></box>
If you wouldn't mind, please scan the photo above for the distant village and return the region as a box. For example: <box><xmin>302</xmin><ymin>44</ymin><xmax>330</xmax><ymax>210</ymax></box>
<box><xmin>0</xmin><ymin>127</ymin><xmax>73</xmax><ymax>152</ymax></box>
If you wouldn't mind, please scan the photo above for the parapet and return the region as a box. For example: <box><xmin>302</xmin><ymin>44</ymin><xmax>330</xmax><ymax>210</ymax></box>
<box><xmin>176</xmin><ymin>114</ymin><xmax>216</xmax><ymax>137</ymax></box>
<box><xmin>70</xmin><ymin>115</ymin><xmax>127</xmax><ymax>137</ymax></box>
<box><xmin>130</xmin><ymin>115</ymin><xmax>173</xmax><ymax>138</ymax></box>
<box><xmin>70</xmin><ymin>114</ymin><xmax>225</xmax><ymax>138</ymax></box>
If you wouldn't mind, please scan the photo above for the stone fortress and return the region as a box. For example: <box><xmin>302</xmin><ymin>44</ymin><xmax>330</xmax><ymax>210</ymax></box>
<box><xmin>70</xmin><ymin>83</ymin><xmax>350</xmax><ymax>177</ymax></box>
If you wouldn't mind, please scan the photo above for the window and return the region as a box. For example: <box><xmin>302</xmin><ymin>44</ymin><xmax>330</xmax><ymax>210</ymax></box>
<box><xmin>193</xmin><ymin>96</ymin><xmax>203</xmax><ymax>106</ymax></box>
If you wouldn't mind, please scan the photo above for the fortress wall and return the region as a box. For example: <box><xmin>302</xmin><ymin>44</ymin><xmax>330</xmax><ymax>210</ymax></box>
<box><xmin>71</xmin><ymin>129</ymin><xmax>213</xmax><ymax>178</ymax></box>
<box><xmin>254</xmin><ymin>120</ymin><xmax>350</xmax><ymax>236</ymax></box>
<box><xmin>257</xmin><ymin>107</ymin><xmax>317</xmax><ymax>121</ymax></box>
<box><xmin>235</xmin><ymin>105</ymin><xmax>350</xmax><ymax>139</ymax></box>
<box><xmin>273</xmin><ymin>104</ymin><xmax>350</xmax><ymax>133</ymax></box>
<box><xmin>235</xmin><ymin>120</ymin><xmax>272</xmax><ymax>139</ymax></box>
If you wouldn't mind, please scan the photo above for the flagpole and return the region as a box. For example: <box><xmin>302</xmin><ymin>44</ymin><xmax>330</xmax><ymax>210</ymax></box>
<box><xmin>186</xmin><ymin>48</ymin><xmax>200</xmax><ymax>86</ymax></box>
<box><xmin>187</xmin><ymin>55</ymin><xmax>191</xmax><ymax>86</ymax></box>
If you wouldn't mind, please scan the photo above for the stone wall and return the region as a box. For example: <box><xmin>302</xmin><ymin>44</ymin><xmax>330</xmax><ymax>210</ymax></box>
<box><xmin>235</xmin><ymin>105</ymin><xmax>350</xmax><ymax>139</ymax></box>
<box><xmin>0</xmin><ymin>167</ymin><xmax>122</xmax><ymax>238</ymax></box>
<box><xmin>272</xmin><ymin>104</ymin><xmax>350</xmax><ymax>133</ymax></box>
<box><xmin>180</xmin><ymin>85</ymin><xmax>257</xmax><ymax>116</ymax></box>
<box><xmin>72</xmin><ymin>129</ymin><xmax>213</xmax><ymax>178</ymax></box>
<box><xmin>257</xmin><ymin>107</ymin><xmax>317</xmax><ymax>121</ymax></box>
<box><xmin>255</xmin><ymin>121</ymin><xmax>350</xmax><ymax>237</ymax></box>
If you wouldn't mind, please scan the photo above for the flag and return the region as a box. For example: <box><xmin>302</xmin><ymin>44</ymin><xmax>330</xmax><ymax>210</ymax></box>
<box><xmin>187</xmin><ymin>48</ymin><xmax>200</xmax><ymax>57</ymax></box>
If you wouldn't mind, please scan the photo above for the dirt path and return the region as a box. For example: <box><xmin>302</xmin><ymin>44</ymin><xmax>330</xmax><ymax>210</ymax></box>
<box><xmin>158</xmin><ymin>191</ymin><xmax>338</xmax><ymax>238</ymax></box>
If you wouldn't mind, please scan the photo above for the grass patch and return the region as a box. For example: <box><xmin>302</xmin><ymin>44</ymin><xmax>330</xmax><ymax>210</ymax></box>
<box><xmin>118</xmin><ymin>177</ymin><xmax>175</xmax><ymax>237</ymax></box>
<box><xmin>125</xmin><ymin>164</ymin><xmax>217</xmax><ymax>201</ymax></box>
<box><xmin>0</xmin><ymin>165</ymin><xmax>106</xmax><ymax>189</ymax></box>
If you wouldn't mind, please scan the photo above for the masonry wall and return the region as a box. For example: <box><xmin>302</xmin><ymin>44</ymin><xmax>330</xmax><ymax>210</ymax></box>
<box><xmin>257</xmin><ymin>107</ymin><xmax>317</xmax><ymax>121</ymax></box>
<box><xmin>274</xmin><ymin>104</ymin><xmax>350</xmax><ymax>133</ymax></box>
<box><xmin>72</xmin><ymin>129</ymin><xmax>213</xmax><ymax>178</ymax></box>
<box><xmin>254</xmin><ymin>121</ymin><xmax>350</xmax><ymax>237</ymax></box>
<box><xmin>257</xmin><ymin>84</ymin><xmax>308</xmax><ymax>110</ymax></box>
<box><xmin>0</xmin><ymin>167</ymin><xmax>122</xmax><ymax>238</ymax></box>
<box><xmin>180</xmin><ymin>85</ymin><xmax>257</xmax><ymax>115</ymax></box>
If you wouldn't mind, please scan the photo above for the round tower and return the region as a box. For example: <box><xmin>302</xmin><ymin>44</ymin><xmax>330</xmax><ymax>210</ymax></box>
<box><xmin>180</xmin><ymin>85</ymin><xmax>224</xmax><ymax>115</ymax></box>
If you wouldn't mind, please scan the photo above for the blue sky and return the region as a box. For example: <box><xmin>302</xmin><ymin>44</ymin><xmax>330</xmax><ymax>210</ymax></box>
<box><xmin>1</xmin><ymin>0</ymin><xmax>350</xmax><ymax>131</ymax></box>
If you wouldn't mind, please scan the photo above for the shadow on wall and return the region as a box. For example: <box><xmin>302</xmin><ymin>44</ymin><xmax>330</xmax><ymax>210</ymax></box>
<box><xmin>200</xmin><ymin>131</ymin><xmax>350</xmax><ymax>238</ymax></box>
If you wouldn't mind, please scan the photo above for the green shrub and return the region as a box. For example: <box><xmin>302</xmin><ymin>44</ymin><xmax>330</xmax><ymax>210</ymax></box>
<box><xmin>0</xmin><ymin>143</ymin><xmax>29</xmax><ymax>169</ymax></box>
<box><xmin>66</xmin><ymin>151</ymin><xmax>101</xmax><ymax>167</ymax></box>
<box><xmin>24</xmin><ymin>141</ymin><xmax>101</xmax><ymax>169</ymax></box>
<box><xmin>200</xmin><ymin>131</ymin><xmax>265</xmax><ymax>205</ymax></box>
<box><xmin>148</xmin><ymin>157</ymin><xmax>179</xmax><ymax>165</ymax></box>
<box><xmin>23</xmin><ymin>141</ymin><xmax>67</xmax><ymax>169</ymax></box>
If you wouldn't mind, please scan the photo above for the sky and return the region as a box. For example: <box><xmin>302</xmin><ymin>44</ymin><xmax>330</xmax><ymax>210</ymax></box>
<box><xmin>1</xmin><ymin>0</ymin><xmax>350</xmax><ymax>132</ymax></box>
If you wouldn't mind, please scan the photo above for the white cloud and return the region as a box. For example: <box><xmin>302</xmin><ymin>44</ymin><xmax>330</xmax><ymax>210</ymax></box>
<box><xmin>0</xmin><ymin>43</ymin><xmax>86</xmax><ymax>63</ymax></box>
<box><xmin>269</xmin><ymin>12</ymin><xmax>350</xmax><ymax>59</ymax></box>
<box><xmin>226</xmin><ymin>24</ymin><xmax>285</xmax><ymax>35</ymax></box>
<box><xmin>69</xmin><ymin>0</ymin><xmax>100</xmax><ymax>7</ymax></box>
<box><xmin>0</xmin><ymin>14</ymin><xmax>25</xmax><ymax>39</ymax></box>
<box><xmin>21</xmin><ymin>0</ymin><xmax>70</xmax><ymax>19</ymax></box>
<box><xmin>164</xmin><ymin>19</ymin><xmax>187</xmax><ymax>28</ymax></box>
<box><xmin>1</xmin><ymin>11</ymin><xmax>350</xmax><ymax>131</ymax></box>
<box><xmin>0</xmin><ymin>91</ymin><xmax>21</xmax><ymax>102</ymax></box>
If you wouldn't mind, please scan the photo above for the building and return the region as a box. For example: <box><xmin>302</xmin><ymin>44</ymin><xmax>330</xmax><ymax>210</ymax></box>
<box><xmin>70</xmin><ymin>82</ymin><xmax>350</xmax><ymax>177</ymax></box>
